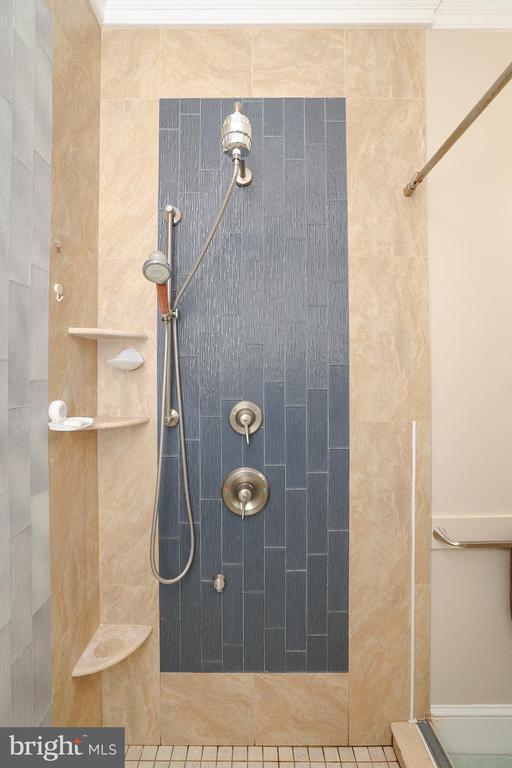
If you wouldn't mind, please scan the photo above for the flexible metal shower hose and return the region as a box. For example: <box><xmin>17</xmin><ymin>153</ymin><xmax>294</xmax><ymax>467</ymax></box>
<box><xmin>150</xmin><ymin>158</ymin><xmax>241</xmax><ymax>584</ymax></box>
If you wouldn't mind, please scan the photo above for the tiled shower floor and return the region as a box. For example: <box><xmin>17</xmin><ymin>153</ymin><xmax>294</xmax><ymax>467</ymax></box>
<box><xmin>125</xmin><ymin>746</ymin><xmax>399</xmax><ymax>768</ymax></box>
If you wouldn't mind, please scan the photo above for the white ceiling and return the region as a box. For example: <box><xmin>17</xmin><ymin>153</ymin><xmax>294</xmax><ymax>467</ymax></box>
<box><xmin>88</xmin><ymin>0</ymin><xmax>512</xmax><ymax>28</ymax></box>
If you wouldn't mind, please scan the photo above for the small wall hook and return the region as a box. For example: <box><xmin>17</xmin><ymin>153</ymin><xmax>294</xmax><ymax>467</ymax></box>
<box><xmin>53</xmin><ymin>283</ymin><xmax>64</xmax><ymax>302</ymax></box>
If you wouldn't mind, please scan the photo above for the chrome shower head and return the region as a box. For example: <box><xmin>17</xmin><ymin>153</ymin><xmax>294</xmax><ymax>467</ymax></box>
<box><xmin>221</xmin><ymin>102</ymin><xmax>252</xmax><ymax>158</ymax></box>
<box><xmin>142</xmin><ymin>251</ymin><xmax>171</xmax><ymax>284</ymax></box>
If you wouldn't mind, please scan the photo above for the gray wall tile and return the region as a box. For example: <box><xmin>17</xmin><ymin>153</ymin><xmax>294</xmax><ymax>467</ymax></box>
<box><xmin>30</xmin><ymin>489</ymin><xmax>49</xmax><ymax>614</ymax></box>
<box><xmin>11</xmin><ymin>642</ymin><xmax>34</xmax><ymax>726</ymax></box>
<box><xmin>10</xmin><ymin>525</ymin><xmax>32</xmax><ymax>661</ymax></box>
<box><xmin>0</xmin><ymin>94</ymin><xmax>13</xmax><ymax>232</ymax></box>
<box><xmin>32</xmin><ymin>598</ymin><xmax>51</xmax><ymax>724</ymax></box>
<box><xmin>326</xmin><ymin>100</ymin><xmax>346</xmax><ymax>121</ymax></box>
<box><xmin>13</xmin><ymin>0</ymin><xmax>35</xmax><ymax>51</ymax></box>
<box><xmin>243</xmin><ymin>591</ymin><xmax>264</xmax><ymax>671</ymax></box>
<box><xmin>328</xmin><ymin>530</ymin><xmax>349</xmax><ymax>613</ymax></box>
<box><xmin>307</xmin><ymin>554</ymin><xmax>327</xmax><ymax>634</ymax></box>
<box><xmin>200</xmin><ymin>417</ymin><xmax>221</xmax><ymax>499</ymax></box>
<box><xmin>264</xmin><ymin>547</ymin><xmax>285</xmax><ymax>629</ymax></box>
<box><xmin>305</xmin><ymin>99</ymin><xmax>325</xmax><ymax>144</ymax></box>
<box><xmin>307</xmin><ymin>634</ymin><xmax>328</xmax><ymax>672</ymax></box>
<box><xmin>8</xmin><ymin>281</ymin><xmax>29</xmax><ymax>407</ymax></box>
<box><xmin>286</xmin><ymin>323</ymin><xmax>307</xmax><ymax>406</ymax></box>
<box><xmin>326</xmin><ymin>120</ymin><xmax>347</xmax><ymax>201</ymax></box>
<box><xmin>159</xmin><ymin>456</ymin><xmax>179</xmax><ymax>538</ymax></box>
<box><xmin>284</xmin><ymin>98</ymin><xmax>305</xmax><ymax>159</ymax></box>
<box><xmin>160</xmin><ymin>99</ymin><xmax>179</xmax><ymax>130</ymax></box>
<box><xmin>200</xmin><ymin>500</ymin><xmax>221</xmax><ymax>580</ymax></box>
<box><xmin>35</xmin><ymin>0</ymin><xmax>52</xmax><ymax>61</ymax></box>
<box><xmin>329</xmin><ymin>448</ymin><xmax>349</xmax><ymax>531</ymax></box>
<box><xmin>0</xmin><ymin>2</ymin><xmax>13</xmax><ymax>103</ymax></box>
<box><xmin>180</xmin><ymin>602</ymin><xmax>201</xmax><ymax>672</ymax></box>
<box><xmin>10</xmin><ymin>157</ymin><xmax>33</xmax><ymax>286</ymax></box>
<box><xmin>305</xmin><ymin>143</ymin><xmax>326</xmax><ymax>224</ymax></box>
<box><xmin>286</xmin><ymin>650</ymin><xmax>306</xmax><ymax>672</ymax></box>
<box><xmin>0</xmin><ymin>487</ymin><xmax>9</xmax><ymax>629</ymax></box>
<box><xmin>223</xmin><ymin>644</ymin><xmax>243</xmax><ymax>672</ymax></box>
<box><xmin>307</xmin><ymin>473</ymin><xmax>328</xmax><ymax>555</ymax></box>
<box><xmin>29</xmin><ymin>266</ymin><xmax>48</xmax><ymax>382</ymax></box>
<box><xmin>244</xmin><ymin>511</ymin><xmax>264</xmax><ymax>592</ymax></box>
<box><xmin>263</xmin><ymin>99</ymin><xmax>283</xmax><ymax>137</ymax></box>
<box><xmin>13</xmin><ymin>33</ymin><xmax>34</xmax><ymax>169</ymax></box>
<box><xmin>222</xmin><ymin>563</ymin><xmax>243</xmax><ymax>647</ymax></box>
<box><xmin>328</xmin><ymin>612</ymin><xmax>348</xmax><ymax>672</ymax></box>
<box><xmin>29</xmin><ymin>379</ymin><xmax>48</xmax><ymax>496</ymax></box>
<box><xmin>2</xmin><ymin>2</ymin><xmax>52</xmax><ymax>722</ymax></box>
<box><xmin>34</xmin><ymin>44</ymin><xmax>52</xmax><ymax>165</ymax></box>
<box><xmin>0</xmin><ymin>622</ymin><xmax>11</xmax><ymax>725</ymax></box>
<box><xmin>159</xmin><ymin>98</ymin><xmax>348</xmax><ymax>673</ymax></box>
<box><xmin>307</xmin><ymin>389</ymin><xmax>328</xmax><ymax>472</ymax></box>
<box><xmin>264</xmin><ymin>382</ymin><xmax>285</xmax><ymax>465</ymax></box>
<box><xmin>8</xmin><ymin>406</ymin><xmax>30</xmax><ymax>535</ymax></box>
<box><xmin>263</xmin><ymin>465</ymin><xmax>285</xmax><ymax>548</ymax></box>
<box><xmin>32</xmin><ymin>151</ymin><xmax>51</xmax><ymax>271</ymax></box>
<box><xmin>286</xmin><ymin>571</ymin><xmax>306</xmax><ymax>651</ymax></box>
<box><xmin>286</xmin><ymin>490</ymin><xmax>306</xmax><ymax>571</ymax></box>
<box><xmin>285</xmin><ymin>406</ymin><xmax>306</xmax><ymax>489</ymax></box>
<box><xmin>201</xmin><ymin>582</ymin><xmax>222</xmax><ymax>663</ymax></box>
<box><xmin>179</xmin><ymin>523</ymin><xmax>200</xmax><ymax>605</ymax></box>
<box><xmin>265</xmin><ymin>627</ymin><xmax>285</xmax><ymax>672</ymax></box>
<box><xmin>329</xmin><ymin>365</ymin><xmax>349</xmax><ymax>449</ymax></box>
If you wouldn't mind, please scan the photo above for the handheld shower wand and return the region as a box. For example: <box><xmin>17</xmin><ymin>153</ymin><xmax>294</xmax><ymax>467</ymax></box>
<box><xmin>143</xmin><ymin>102</ymin><xmax>253</xmax><ymax>585</ymax></box>
<box><xmin>142</xmin><ymin>251</ymin><xmax>171</xmax><ymax>316</ymax></box>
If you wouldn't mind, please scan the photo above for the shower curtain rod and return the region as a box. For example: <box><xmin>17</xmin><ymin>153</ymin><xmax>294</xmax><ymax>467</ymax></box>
<box><xmin>403</xmin><ymin>60</ymin><xmax>512</xmax><ymax>197</ymax></box>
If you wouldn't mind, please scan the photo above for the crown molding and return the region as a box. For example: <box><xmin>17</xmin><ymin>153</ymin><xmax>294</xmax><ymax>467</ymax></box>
<box><xmin>88</xmin><ymin>0</ymin><xmax>108</xmax><ymax>25</ymax></box>
<box><xmin>432</xmin><ymin>0</ymin><xmax>512</xmax><ymax>28</ymax></box>
<box><xmin>88</xmin><ymin>0</ymin><xmax>512</xmax><ymax>28</ymax></box>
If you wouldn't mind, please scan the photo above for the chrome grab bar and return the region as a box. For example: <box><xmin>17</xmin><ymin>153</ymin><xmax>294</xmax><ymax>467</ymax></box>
<box><xmin>433</xmin><ymin>526</ymin><xmax>512</xmax><ymax>550</ymax></box>
<box><xmin>433</xmin><ymin>526</ymin><xmax>512</xmax><ymax>621</ymax></box>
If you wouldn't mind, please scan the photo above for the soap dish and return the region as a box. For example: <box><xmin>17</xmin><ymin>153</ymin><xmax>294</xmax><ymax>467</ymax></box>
<box><xmin>48</xmin><ymin>417</ymin><xmax>94</xmax><ymax>431</ymax></box>
<box><xmin>107</xmin><ymin>348</ymin><xmax>144</xmax><ymax>371</ymax></box>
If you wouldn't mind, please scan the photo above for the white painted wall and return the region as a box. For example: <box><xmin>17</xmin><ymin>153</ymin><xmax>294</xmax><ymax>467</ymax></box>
<box><xmin>427</xmin><ymin>30</ymin><xmax>512</xmax><ymax>706</ymax></box>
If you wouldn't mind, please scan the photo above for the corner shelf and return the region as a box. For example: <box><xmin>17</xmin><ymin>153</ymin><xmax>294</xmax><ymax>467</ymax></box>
<box><xmin>85</xmin><ymin>417</ymin><xmax>149</xmax><ymax>430</ymax></box>
<box><xmin>68</xmin><ymin>327</ymin><xmax>147</xmax><ymax>341</ymax></box>
<box><xmin>49</xmin><ymin>417</ymin><xmax>148</xmax><ymax>432</ymax></box>
<box><xmin>72</xmin><ymin>624</ymin><xmax>153</xmax><ymax>678</ymax></box>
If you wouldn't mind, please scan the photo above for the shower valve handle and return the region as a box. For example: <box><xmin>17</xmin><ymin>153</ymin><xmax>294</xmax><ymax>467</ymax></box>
<box><xmin>239</xmin><ymin>410</ymin><xmax>253</xmax><ymax>444</ymax></box>
<box><xmin>237</xmin><ymin>484</ymin><xmax>253</xmax><ymax>520</ymax></box>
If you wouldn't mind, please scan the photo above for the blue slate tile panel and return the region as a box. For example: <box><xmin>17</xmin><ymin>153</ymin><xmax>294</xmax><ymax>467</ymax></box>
<box><xmin>158</xmin><ymin>98</ymin><xmax>348</xmax><ymax>672</ymax></box>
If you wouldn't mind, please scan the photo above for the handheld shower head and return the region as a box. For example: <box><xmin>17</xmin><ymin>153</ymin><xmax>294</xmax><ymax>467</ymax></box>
<box><xmin>142</xmin><ymin>251</ymin><xmax>171</xmax><ymax>285</ymax></box>
<box><xmin>143</xmin><ymin>251</ymin><xmax>171</xmax><ymax>316</ymax></box>
<box><xmin>221</xmin><ymin>102</ymin><xmax>252</xmax><ymax>158</ymax></box>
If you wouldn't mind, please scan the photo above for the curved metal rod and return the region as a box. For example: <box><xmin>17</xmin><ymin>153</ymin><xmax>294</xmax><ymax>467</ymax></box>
<box><xmin>433</xmin><ymin>526</ymin><xmax>512</xmax><ymax>550</ymax></box>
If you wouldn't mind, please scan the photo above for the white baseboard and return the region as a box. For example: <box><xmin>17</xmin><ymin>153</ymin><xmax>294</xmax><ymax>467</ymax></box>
<box><xmin>431</xmin><ymin>704</ymin><xmax>512</xmax><ymax>717</ymax></box>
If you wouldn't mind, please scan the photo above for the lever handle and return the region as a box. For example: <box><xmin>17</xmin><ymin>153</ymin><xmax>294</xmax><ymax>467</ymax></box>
<box><xmin>239</xmin><ymin>410</ymin><xmax>253</xmax><ymax>445</ymax></box>
<box><xmin>237</xmin><ymin>484</ymin><xmax>253</xmax><ymax>521</ymax></box>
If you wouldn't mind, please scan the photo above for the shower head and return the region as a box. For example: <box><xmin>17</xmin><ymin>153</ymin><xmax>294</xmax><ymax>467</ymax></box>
<box><xmin>221</xmin><ymin>102</ymin><xmax>252</xmax><ymax>158</ymax></box>
<box><xmin>142</xmin><ymin>251</ymin><xmax>171</xmax><ymax>285</ymax></box>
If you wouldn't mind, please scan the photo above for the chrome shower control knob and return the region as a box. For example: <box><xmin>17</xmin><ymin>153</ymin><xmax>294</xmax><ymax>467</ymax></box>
<box><xmin>222</xmin><ymin>468</ymin><xmax>269</xmax><ymax>518</ymax></box>
<box><xmin>229</xmin><ymin>401</ymin><xmax>262</xmax><ymax>444</ymax></box>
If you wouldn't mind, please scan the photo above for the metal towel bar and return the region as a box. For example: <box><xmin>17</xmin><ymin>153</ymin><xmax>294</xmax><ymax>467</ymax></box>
<box><xmin>433</xmin><ymin>527</ymin><xmax>512</xmax><ymax>620</ymax></box>
<box><xmin>433</xmin><ymin>526</ymin><xmax>512</xmax><ymax>549</ymax></box>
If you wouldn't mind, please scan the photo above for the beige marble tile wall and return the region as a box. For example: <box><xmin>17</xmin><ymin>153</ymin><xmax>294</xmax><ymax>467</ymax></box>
<box><xmin>49</xmin><ymin>0</ymin><xmax>102</xmax><ymax>726</ymax></box>
<box><xmin>97</xmin><ymin>27</ymin><xmax>429</xmax><ymax>745</ymax></box>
